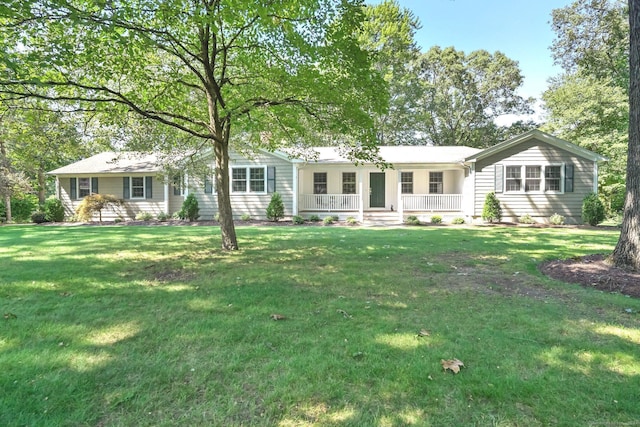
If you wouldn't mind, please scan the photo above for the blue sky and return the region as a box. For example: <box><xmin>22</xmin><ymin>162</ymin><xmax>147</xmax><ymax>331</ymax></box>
<box><xmin>368</xmin><ymin>0</ymin><xmax>574</xmax><ymax>102</ymax></box>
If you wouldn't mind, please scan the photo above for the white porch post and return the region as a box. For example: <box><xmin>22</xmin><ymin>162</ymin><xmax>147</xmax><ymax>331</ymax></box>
<box><xmin>164</xmin><ymin>176</ymin><xmax>170</xmax><ymax>214</ymax></box>
<box><xmin>358</xmin><ymin>170</ymin><xmax>364</xmax><ymax>222</ymax></box>
<box><xmin>397</xmin><ymin>170</ymin><xmax>403</xmax><ymax>222</ymax></box>
<box><xmin>183</xmin><ymin>172</ymin><xmax>189</xmax><ymax>197</ymax></box>
<box><xmin>292</xmin><ymin>164</ymin><xmax>299</xmax><ymax>216</ymax></box>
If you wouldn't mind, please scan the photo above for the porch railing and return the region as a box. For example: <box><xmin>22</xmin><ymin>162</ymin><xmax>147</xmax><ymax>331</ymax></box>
<box><xmin>300</xmin><ymin>194</ymin><xmax>360</xmax><ymax>211</ymax></box>
<box><xmin>401</xmin><ymin>194</ymin><xmax>462</xmax><ymax>211</ymax></box>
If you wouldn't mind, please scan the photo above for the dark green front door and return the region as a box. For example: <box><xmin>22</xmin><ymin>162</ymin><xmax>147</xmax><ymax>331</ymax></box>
<box><xmin>369</xmin><ymin>172</ymin><xmax>385</xmax><ymax>208</ymax></box>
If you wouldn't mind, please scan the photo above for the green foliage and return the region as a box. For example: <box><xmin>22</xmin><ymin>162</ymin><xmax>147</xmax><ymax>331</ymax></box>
<box><xmin>582</xmin><ymin>193</ymin><xmax>606</xmax><ymax>226</ymax></box>
<box><xmin>30</xmin><ymin>211</ymin><xmax>47</xmax><ymax>224</ymax></box>
<box><xmin>179</xmin><ymin>194</ymin><xmax>200</xmax><ymax>222</ymax></box>
<box><xmin>309</xmin><ymin>214</ymin><xmax>321</xmax><ymax>222</ymax></box>
<box><xmin>75</xmin><ymin>194</ymin><xmax>123</xmax><ymax>222</ymax></box>
<box><xmin>451</xmin><ymin>217</ymin><xmax>466</xmax><ymax>224</ymax></box>
<box><xmin>43</xmin><ymin>196</ymin><xmax>65</xmax><ymax>222</ymax></box>
<box><xmin>416</xmin><ymin>46</ymin><xmax>533</xmax><ymax>146</ymax></box>
<box><xmin>135</xmin><ymin>212</ymin><xmax>154</xmax><ymax>221</ymax></box>
<box><xmin>345</xmin><ymin>216</ymin><xmax>358</xmax><ymax>225</ymax></box>
<box><xmin>482</xmin><ymin>192</ymin><xmax>502</xmax><ymax>223</ymax></box>
<box><xmin>322</xmin><ymin>216</ymin><xmax>335</xmax><ymax>225</ymax></box>
<box><xmin>518</xmin><ymin>214</ymin><xmax>535</xmax><ymax>224</ymax></box>
<box><xmin>430</xmin><ymin>215</ymin><xmax>442</xmax><ymax>224</ymax></box>
<box><xmin>156</xmin><ymin>211</ymin><xmax>170</xmax><ymax>222</ymax></box>
<box><xmin>292</xmin><ymin>215</ymin><xmax>305</xmax><ymax>225</ymax></box>
<box><xmin>0</xmin><ymin>194</ymin><xmax>39</xmax><ymax>222</ymax></box>
<box><xmin>240</xmin><ymin>213</ymin><xmax>251</xmax><ymax>221</ymax></box>
<box><xmin>266</xmin><ymin>192</ymin><xmax>285</xmax><ymax>222</ymax></box>
<box><xmin>405</xmin><ymin>215</ymin><xmax>421</xmax><ymax>225</ymax></box>
<box><xmin>550</xmin><ymin>213</ymin><xmax>566</xmax><ymax>225</ymax></box>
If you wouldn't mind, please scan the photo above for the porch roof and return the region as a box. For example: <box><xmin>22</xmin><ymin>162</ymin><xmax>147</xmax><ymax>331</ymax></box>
<box><xmin>297</xmin><ymin>146</ymin><xmax>481</xmax><ymax>165</ymax></box>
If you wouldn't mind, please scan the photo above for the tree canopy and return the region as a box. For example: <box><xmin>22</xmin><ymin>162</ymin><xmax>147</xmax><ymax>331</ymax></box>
<box><xmin>0</xmin><ymin>0</ymin><xmax>387</xmax><ymax>249</ymax></box>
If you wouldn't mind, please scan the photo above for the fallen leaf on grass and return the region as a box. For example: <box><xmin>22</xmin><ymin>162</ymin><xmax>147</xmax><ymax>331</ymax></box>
<box><xmin>4</xmin><ymin>312</ymin><xmax>17</xmax><ymax>320</ymax></box>
<box><xmin>417</xmin><ymin>329</ymin><xmax>431</xmax><ymax>337</ymax></box>
<box><xmin>441</xmin><ymin>358</ymin><xmax>465</xmax><ymax>374</ymax></box>
<box><xmin>270</xmin><ymin>314</ymin><xmax>286</xmax><ymax>320</ymax></box>
<box><xmin>337</xmin><ymin>309</ymin><xmax>352</xmax><ymax>318</ymax></box>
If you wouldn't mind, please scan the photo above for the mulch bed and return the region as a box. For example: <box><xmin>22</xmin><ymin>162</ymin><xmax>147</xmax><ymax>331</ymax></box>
<box><xmin>540</xmin><ymin>254</ymin><xmax>640</xmax><ymax>298</ymax></box>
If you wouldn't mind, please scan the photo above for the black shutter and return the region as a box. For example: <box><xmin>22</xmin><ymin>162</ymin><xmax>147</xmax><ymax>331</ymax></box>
<box><xmin>565</xmin><ymin>164</ymin><xmax>574</xmax><ymax>193</ymax></box>
<box><xmin>145</xmin><ymin>176</ymin><xmax>153</xmax><ymax>199</ymax></box>
<box><xmin>91</xmin><ymin>177</ymin><xmax>98</xmax><ymax>194</ymax></box>
<box><xmin>267</xmin><ymin>166</ymin><xmax>276</xmax><ymax>193</ymax></box>
<box><xmin>204</xmin><ymin>175</ymin><xmax>213</xmax><ymax>194</ymax></box>
<box><xmin>70</xmin><ymin>178</ymin><xmax>77</xmax><ymax>199</ymax></box>
<box><xmin>123</xmin><ymin>177</ymin><xmax>130</xmax><ymax>199</ymax></box>
<box><xmin>494</xmin><ymin>165</ymin><xmax>504</xmax><ymax>193</ymax></box>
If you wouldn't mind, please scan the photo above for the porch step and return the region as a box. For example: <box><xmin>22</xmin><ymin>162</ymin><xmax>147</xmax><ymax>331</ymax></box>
<box><xmin>362</xmin><ymin>212</ymin><xmax>403</xmax><ymax>225</ymax></box>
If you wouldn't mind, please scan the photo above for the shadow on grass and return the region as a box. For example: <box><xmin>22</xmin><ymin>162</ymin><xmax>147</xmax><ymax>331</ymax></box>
<box><xmin>1</xmin><ymin>225</ymin><xmax>637</xmax><ymax>426</ymax></box>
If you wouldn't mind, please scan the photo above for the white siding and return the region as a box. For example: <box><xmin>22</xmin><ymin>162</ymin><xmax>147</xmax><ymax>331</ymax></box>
<box><xmin>473</xmin><ymin>139</ymin><xmax>596</xmax><ymax>224</ymax></box>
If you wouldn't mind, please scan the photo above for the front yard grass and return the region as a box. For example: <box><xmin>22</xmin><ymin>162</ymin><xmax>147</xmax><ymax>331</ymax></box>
<box><xmin>1</xmin><ymin>225</ymin><xmax>638</xmax><ymax>426</ymax></box>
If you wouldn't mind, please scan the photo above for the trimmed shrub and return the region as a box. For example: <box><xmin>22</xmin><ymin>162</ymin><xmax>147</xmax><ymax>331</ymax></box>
<box><xmin>179</xmin><ymin>193</ymin><xmax>200</xmax><ymax>221</ymax></box>
<box><xmin>309</xmin><ymin>214</ymin><xmax>321</xmax><ymax>222</ymax></box>
<box><xmin>405</xmin><ymin>215</ymin><xmax>420</xmax><ymax>225</ymax></box>
<box><xmin>482</xmin><ymin>191</ymin><xmax>502</xmax><ymax>223</ymax></box>
<box><xmin>135</xmin><ymin>212</ymin><xmax>154</xmax><ymax>221</ymax></box>
<box><xmin>582</xmin><ymin>193</ymin><xmax>606</xmax><ymax>226</ymax></box>
<box><xmin>518</xmin><ymin>214</ymin><xmax>535</xmax><ymax>224</ymax></box>
<box><xmin>292</xmin><ymin>215</ymin><xmax>305</xmax><ymax>225</ymax></box>
<box><xmin>322</xmin><ymin>216</ymin><xmax>335</xmax><ymax>225</ymax></box>
<box><xmin>452</xmin><ymin>217</ymin><xmax>465</xmax><ymax>224</ymax></box>
<box><xmin>156</xmin><ymin>211</ymin><xmax>170</xmax><ymax>221</ymax></box>
<box><xmin>430</xmin><ymin>215</ymin><xmax>442</xmax><ymax>224</ymax></box>
<box><xmin>44</xmin><ymin>196</ymin><xmax>65</xmax><ymax>222</ymax></box>
<box><xmin>240</xmin><ymin>213</ymin><xmax>251</xmax><ymax>221</ymax></box>
<box><xmin>266</xmin><ymin>192</ymin><xmax>285</xmax><ymax>222</ymax></box>
<box><xmin>346</xmin><ymin>216</ymin><xmax>358</xmax><ymax>225</ymax></box>
<box><xmin>550</xmin><ymin>213</ymin><xmax>565</xmax><ymax>225</ymax></box>
<box><xmin>31</xmin><ymin>211</ymin><xmax>48</xmax><ymax>224</ymax></box>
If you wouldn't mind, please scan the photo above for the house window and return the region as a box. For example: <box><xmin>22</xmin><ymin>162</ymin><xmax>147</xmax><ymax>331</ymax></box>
<box><xmin>342</xmin><ymin>172</ymin><xmax>356</xmax><ymax>194</ymax></box>
<box><xmin>231</xmin><ymin>166</ymin><xmax>266</xmax><ymax>193</ymax></box>
<box><xmin>173</xmin><ymin>174</ymin><xmax>184</xmax><ymax>196</ymax></box>
<box><xmin>401</xmin><ymin>172</ymin><xmax>413</xmax><ymax>194</ymax></box>
<box><xmin>505</xmin><ymin>166</ymin><xmax>522</xmax><ymax>192</ymax></box>
<box><xmin>545</xmin><ymin>166</ymin><xmax>562</xmax><ymax>191</ymax></box>
<box><xmin>78</xmin><ymin>178</ymin><xmax>92</xmax><ymax>198</ymax></box>
<box><xmin>525</xmin><ymin>166</ymin><xmax>541</xmax><ymax>192</ymax></box>
<box><xmin>131</xmin><ymin>177</ymin><xmax>145</xmax><ymax>198</ymax></box>
<box><xmin>314</xmin><ymin>172</ymin><xmax>327</xmax><ymax>194</ymax></box>
<box><xmin>250</xmin><ymin>168</ymin><xmax>265</xmax><ymax>192</ymax></box>
<box><xmin>429</xmin><ymin>172</ymin><xmax>443</xmax><ymax>194</ymax></box>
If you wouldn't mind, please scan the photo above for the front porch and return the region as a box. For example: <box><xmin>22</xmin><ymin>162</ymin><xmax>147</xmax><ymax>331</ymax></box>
<box><xmin>295</xmin><ymin>165</ymin><xmax>469</xmax><ymax>223</ymax></box>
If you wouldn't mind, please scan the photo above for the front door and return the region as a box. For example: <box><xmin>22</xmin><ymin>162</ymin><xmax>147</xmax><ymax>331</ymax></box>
<box><xmin>369</xmin><ymin>172</ymin><xmax>385</xmax><ymax>208</ymax></box>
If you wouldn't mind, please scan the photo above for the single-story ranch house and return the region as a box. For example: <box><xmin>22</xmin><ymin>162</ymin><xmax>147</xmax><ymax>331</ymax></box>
<box><xmin>48</xmin><ymin>130</ymin><xmax>606</xmax><ymax>224</ymax></box>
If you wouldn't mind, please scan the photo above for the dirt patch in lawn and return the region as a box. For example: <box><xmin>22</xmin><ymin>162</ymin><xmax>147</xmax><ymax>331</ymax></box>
<box><xmin>540</xmin><ymin>254</ymin><xmax>640</xmax><ymax>298</ymax></box>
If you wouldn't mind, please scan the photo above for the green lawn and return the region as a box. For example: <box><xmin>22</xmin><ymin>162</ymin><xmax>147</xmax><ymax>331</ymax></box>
<box><xmin>1</xmin><ymin>225</ymin><xmax>639</xmax><ymax>426</ymax></box>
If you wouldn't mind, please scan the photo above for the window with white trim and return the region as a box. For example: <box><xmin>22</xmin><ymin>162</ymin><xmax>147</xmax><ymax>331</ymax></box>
<box><xmin>314</xmin><ymin>172</ymin><xmax>327</xmax><ymax>194</ymax></box>
<box><xmin>342</xmin><ymin>172</ymin><xmax>356</xmax><ymax>194</ymax></box>
<box><xmin>131</xmin><ymin>177</ymin><xmax>145</xmax><ymax>199</ymax></box>
<box><xmin>545</xmin><ymin>166</ymin><xmax>562</xmax><ymax>191</ymax></box>
<box><xmin>401</xmin><ymin>172</ymin><xmax>413</xmax><ymax>194</ymax></box>
<box><xmin>525</xmin><ymin>166</ymin><xmax>541</xmax><ymax>192</ymax></box>
<box><xmin>429</xmin><ymin>172</ymin><xmax>443</xmax><ymax>194</ymax></box>
<box><xmin>231</xmin><ymin>166</ymin><xmax>267</xmax><ymax>193</ymax></box>
<box><xmin>504</xmin><ymin>165</ymin><xmax>564</xmax><ymax>193</ymax></box>
<box><xmin>78</xmin><ymin>178</ymin><xmax>92</xmax><ymax>198</ymax></box>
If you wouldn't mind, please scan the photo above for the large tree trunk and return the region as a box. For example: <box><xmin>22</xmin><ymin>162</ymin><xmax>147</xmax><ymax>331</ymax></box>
<box><xmin>214</xmin><ymin>139</ymin><xmax>239</xmax><ymax>251</ymax></box>
<box><xmin>0</xmin><ymin>139</ymin><xmax>12</xmax><ymax>223</ymax></box>
<box><xmin>611</xmin><ymin>0</ymin><xmax>640</xmax><ymax>269</ymax></box>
